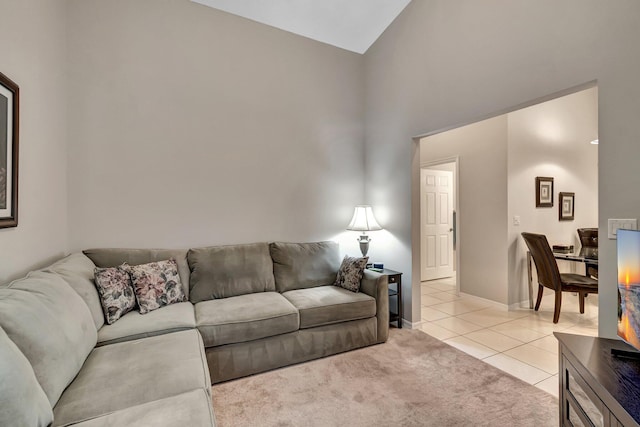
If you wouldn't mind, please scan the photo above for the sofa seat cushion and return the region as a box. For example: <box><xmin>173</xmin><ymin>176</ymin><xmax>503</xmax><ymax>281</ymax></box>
<box><xmin>195</xmin><ymin>292</ymin><xmax>299</xmax><ymax>347</ymax></box>
<box><xmin>97</xmin><ymin>302</ymin><xmax>195</xmax><ymax>346</ymax></box>
<box><xmin>0</xmin><ymin>326</ymin><xmax>53</xmax><ymax>427</ymax></box>
<box><xmin>52</xmin><ymin>329</ymin><xmax>210</xmax><ymax>427</ymax></box>
<box><xmin>0</xmin><ymin>271</ymin><xmax>97</xmax><ymax>407</ymax></box>
<box><xmin>66</xmin><ymin>389</ymin><xmax>215</xmax><ymax>427</ymax></box>
<box><xmin>282</xmin><ymin>286</ymin><xmax>376</xmax><ymax>329</ymax></box>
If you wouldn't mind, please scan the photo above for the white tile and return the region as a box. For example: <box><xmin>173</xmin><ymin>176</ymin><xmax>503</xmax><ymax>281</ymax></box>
<box><xmin>490</xmin><ymin>321</ymin><xmax>548</xmax><ymax>343</ymax></box>
<box><xmin>429</xmin><ymin>282</ymin><xmax>456</xmax><ymax>292</ymax></box>
<box><xmin>464</xmin><ymin>329</ymin><xmax>524</xmax><ymax>352</ymax></box>
<box><xmin>433</xmin><ymin>317</ymin><xmax>484</xmax><ymax>335</ymax></box>
<box><xmin>457</xmin><ymin>308</ymin><xmax>524</xmax><ymax>328</ymax></box>
<box><xmin>431</xmin><ymin>299</ymin><xmax>490</xmax><ymax>316</ymax></box>
<box><xmin>504</xmin><ymin>344</ymin><xmax>559</xmax><ymax>375</ymax></box>
<box><xmin>510</xmin><ymin>316</ymin><xmax>574</xmax><ymax>335</ymax></box>
<box><xmin>529</xmin><ymin>335</ymin><xmax>560</xmax><ymax>355</ymax></box>
<box><xmin>421</xmin><ymin>286</ymin><xmax>445</xmax><ymax>296</ymax></box>
<box><xmin>563</xmin><ymin>324</ymin><xmax>599</xmax><ymax>337</ymax></box>
<box><xmin>421</xmin><ymin>307</ymin><xmax>450</xmax><ymax>322</ymax></box>
<box><xmin>421</xmin><ymin>294</ymin><xmax>448</xmax><ymax>306</ymax></box>
<box><xmin>427</xmin><ymin>292</ymin><xmax>460</xmax><ymax>302</ymax></box>
<box><xmin>535</xmin><ymin>375</ymin><xmax>559</xmax><ymax>398</ymax></box>
<box><xmin>444</xmin><ymin>336</ymin><xmax>498</xmax><ymax>359</ymax></box>
<box><xmin>419</xmin><ymin>322</ymin><xmax>459</xmax><ymax>340</ymax></box>
<box><xmin>483</xmin><ymin>354</ymin><xmax>551</xmax><ymax>385</ymax></box>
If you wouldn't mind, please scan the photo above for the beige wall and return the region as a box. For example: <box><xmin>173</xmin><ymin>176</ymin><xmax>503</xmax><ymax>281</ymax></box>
<box><xmin>0</xmin><ymin>1</ymin><xmax>68</xmax><ymax>283</ymax></box>
<box><xmin>508</xmin><ymin>87</ymin><xmax>598</xmax><ymax>306</ymax></box>
<box><xmin>421</xmin><ymin>116</ymin><xmax>508</xmax><ymax>303</ymax></box>
<box><xmin>365</xmin><ymin>0</ymin><xmax>634</xmax><ymax>337</ymax></box>
<box><xmin>65</xmin><ymin>0</ymin><xmax>365</xmax><ymax>252</ymax></box>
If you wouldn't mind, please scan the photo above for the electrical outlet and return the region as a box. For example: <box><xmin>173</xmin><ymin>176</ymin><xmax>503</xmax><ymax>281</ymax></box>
<box><xmin>513</xmin><ymin>216</ymin><xmax>521</xmax><ymax>226</ymax></box>
<box><xmin>608</xmin><ymin>218</ymin><xmax>638</xmax><ymax>239</ymax></box>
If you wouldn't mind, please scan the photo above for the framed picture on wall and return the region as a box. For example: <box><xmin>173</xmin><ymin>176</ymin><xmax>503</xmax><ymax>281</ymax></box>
<box><xmin>0</xmin><ymin>71</ymin><xmax>19</xmax><ymax>228</ymax></box>
<box><xmin>559</xmin><ymin>192</ymin><xmax>575</xmax><ymax>221</ymax></box>
<box><xmin>535</xmin><ymin>176</ymin><xmax>554</xmax><ymax>207</ymax></box>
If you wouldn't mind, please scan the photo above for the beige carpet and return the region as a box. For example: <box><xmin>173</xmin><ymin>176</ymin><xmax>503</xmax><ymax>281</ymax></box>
<box><xmin>211</xmin><ymin>329</ymin><xmax>558</xmax><ymax>426</ymax></box>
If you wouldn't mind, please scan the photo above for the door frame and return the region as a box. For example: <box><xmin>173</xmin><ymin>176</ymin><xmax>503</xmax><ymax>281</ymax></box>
<box><xmin>420</xmin><ymin>156</ymin><xmax>460</xmax><ymax>295</ymax></box>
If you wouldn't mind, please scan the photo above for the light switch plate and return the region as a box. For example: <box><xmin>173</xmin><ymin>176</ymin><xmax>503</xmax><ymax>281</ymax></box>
<box><xmin>608</xmin><ymin>218</ymin><xmax>638</xmax><ymax>239</ymax></box>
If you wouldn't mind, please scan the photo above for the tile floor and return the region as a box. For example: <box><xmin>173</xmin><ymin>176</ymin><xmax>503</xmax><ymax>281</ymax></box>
<box><xmin>418</xmin><ymin>276</ymin><xmax>598</xmax><ymax>398</ymax></box>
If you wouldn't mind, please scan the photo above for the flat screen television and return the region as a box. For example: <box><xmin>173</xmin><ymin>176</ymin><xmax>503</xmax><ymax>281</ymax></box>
<box><xmin>617</xmin><ymin>229</ymin><xmax>640</xmax><ymax>352</ymax></box>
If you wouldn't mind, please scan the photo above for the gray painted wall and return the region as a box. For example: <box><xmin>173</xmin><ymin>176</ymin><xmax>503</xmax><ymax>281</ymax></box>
<box><xmin>0</xmin><ymin>0</ymin><xmax>68</xmax><ymax>283</ymax></box>
<box><xmin>364</xmin><ymin>0</ymin><xmax>638</xmax><ymax>337</ymax></box>
<box><xmin>421</xmin><ymin>116</ymin><xmax>509</xmax><ymax>304</ymax></box>
<box><xmin>65</xmin><ymin>0</ymin><xmax>365</xmax><ymax>252</ymax></box>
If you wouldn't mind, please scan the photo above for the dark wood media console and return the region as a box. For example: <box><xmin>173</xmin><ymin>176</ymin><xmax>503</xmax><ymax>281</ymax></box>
<box><xmin>555</xmin><ymin>333</ymin><xmax>640</xmax><ymax>427</ymax></box>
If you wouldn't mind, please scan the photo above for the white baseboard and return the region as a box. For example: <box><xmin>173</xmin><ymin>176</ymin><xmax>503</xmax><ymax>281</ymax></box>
<box><xmin>458</xmin><ymin>292</ymin><xmax>510</xmax><ymax>310</ymax></box>
<box><xmin>401</xmin><ymin>318</ymin><xmax>423</xmax><ymax>329</ymax></box>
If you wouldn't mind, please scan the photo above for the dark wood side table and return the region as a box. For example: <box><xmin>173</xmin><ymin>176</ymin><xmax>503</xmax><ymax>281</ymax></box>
<box><xmin>369</xmin><ymin>268</ymin><xmax>403</xmax><ymax>328</ymax></box>
<box><xmin>555</xmin><ymin>332</ymin><xmax>640</xmax><ymax>427</ymax></box>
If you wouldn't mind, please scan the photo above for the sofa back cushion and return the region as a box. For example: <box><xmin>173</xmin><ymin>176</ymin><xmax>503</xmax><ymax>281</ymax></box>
<box><xmin>0</xmin><ymin>271</ymin><xmax>97</xmax><ymax>406</ymax></box>
<box><xmin>269</xmin><ymin>241</ymin><xmax>340</xmax><ymax>293</ymax></box>
<box><xmin>43</xmin><ymin>252</ymin><xmax>104</xmax><ymax>329</ymax></box>
<box><xmin>83</xmin><ymin>248</ymin><xmax>191</xmax><ymax>299</ymax></box>
<box><xmin>188</xmin><ymin>243</ymin><xmax>275</xmax><ymax>302</ymax></box>
<box><xmin>0</xmin><ymin>326</ymin><xmax>53</xmax><ymax>427</ymax></box>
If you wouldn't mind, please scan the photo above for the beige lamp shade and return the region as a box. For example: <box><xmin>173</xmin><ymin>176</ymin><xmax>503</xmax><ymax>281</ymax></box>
<box><xmin>347</xmin><ymin>206</ymin><xmax>382</xmax><ymax>257</ymax></box>
<box><xmin>346</xmin><ymin>205</ymin><xmax>382</xmax><ymax>231</ymax></box>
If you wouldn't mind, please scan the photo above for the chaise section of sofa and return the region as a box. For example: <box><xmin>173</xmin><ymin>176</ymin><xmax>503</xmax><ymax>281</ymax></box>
<box><xmin>52</xmin><ymin>329</ymin><xmax>211</xmax><ymax>426</ymax></box>
<box><xmin>0</xmin><ymin>253</ymin><xmax>216</xmax><ymax>427</ymax></box>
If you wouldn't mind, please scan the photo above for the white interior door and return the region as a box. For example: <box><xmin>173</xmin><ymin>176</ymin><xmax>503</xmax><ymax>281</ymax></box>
<box><xmin>421</xmin><ymin>168</ymin><xmax>454</xmax><ymax>281</ymax></box>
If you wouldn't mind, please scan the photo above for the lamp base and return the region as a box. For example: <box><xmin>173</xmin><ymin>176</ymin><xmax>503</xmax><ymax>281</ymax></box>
<box><xmin>357</xmin><ymin>234</ymin><xmax>371</xmax><ymax>257</ymax></box>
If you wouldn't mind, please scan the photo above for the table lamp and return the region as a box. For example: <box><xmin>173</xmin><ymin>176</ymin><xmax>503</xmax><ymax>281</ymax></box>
<box><xmin>347</xmin><ymin>205</ymin><xmax>382</xmax><ymax>257</ymax></box>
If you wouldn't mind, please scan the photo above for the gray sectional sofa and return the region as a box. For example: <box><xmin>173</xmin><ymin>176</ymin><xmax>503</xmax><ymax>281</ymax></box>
<box><xmin>0</xmin><ymin>241</ymin><xmax>389</xmax><ymax>426</ymax></box>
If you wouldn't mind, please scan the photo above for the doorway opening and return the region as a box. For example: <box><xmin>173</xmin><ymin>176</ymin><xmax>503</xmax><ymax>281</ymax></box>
<box><xmin>414</xmin><ymin>83</ymin><xmax>598</xmax><ymax>329</ymax></box>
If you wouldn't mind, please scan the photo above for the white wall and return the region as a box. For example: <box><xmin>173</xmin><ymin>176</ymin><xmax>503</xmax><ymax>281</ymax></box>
<box><xmin>364</xmin><ymin>0</ymin><xmax>636</xmax><ymax>337</ymax></box>
<box><xmin>421</xmin><ymin>116</ymin><xmax>508</xmax><ymax>303</ymax></box>
<box><xmin>508</xmin><ymin>87</ymin><xmax>598</xmax><ymax>305</ymax></box>
<box><xmin>66</xmin><ymin>0</ymin><xmax>365</xmax><ymax>252</ymax></box>
<box><xmin>0</xmin><ymin>1</ymin><xmax>68</xmax><ymax>283</ymax></box>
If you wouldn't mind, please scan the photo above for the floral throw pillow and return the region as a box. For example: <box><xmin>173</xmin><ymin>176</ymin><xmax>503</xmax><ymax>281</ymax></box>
<box><xmin>128</xmin><ymin>259</ymin><xmax>187</xmax><ymax>314</ymax></box>
<box><xmin>94</xmin><ymin>265</ymin><xmax>137</xmax><ymax>324</ymax></box>
<box><xmin>334</xmin><ymin>255</ymin><xmax>369</xmax><ymax>292</ymax></box>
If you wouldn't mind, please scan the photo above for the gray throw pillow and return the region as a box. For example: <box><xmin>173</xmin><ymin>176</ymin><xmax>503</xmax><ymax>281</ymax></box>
<box><xmin>334</xmin><ymin>255</ymin><xmax>369</xmax><ymax>292</ymax></box>
<box><xmin>129</xmin><ymin>259</ymin><xmax>187</xmax><ymax>314</ymax></box>
<box><xmin>94</xmin><ymin>265</ymin><xmax>137</xmax><ymax>324</ymax></box>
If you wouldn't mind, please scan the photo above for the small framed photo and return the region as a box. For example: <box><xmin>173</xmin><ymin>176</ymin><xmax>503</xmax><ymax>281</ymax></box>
<box><xmin>559</xmin><ymin>192</ymin><xmax>575</xmax><ymax>221</ymax></box>
<box><xmin>0</xmin><ymin>71</ymin><xmax>19</xmax><ymax>228</ymax></box>
<box><xmin>535</xmin><ymin>177</ymin><xmax>554</xmax><ymax>207</ymax></box>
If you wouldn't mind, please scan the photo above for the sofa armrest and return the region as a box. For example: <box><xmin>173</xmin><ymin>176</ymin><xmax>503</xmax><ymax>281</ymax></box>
<box><xmin>360</xmin><ymin>270</ymin><xmax>389</xmax><ymax>343</ymax></box>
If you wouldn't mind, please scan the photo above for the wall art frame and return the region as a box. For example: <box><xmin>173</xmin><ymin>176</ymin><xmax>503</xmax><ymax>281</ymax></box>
<box><xmin>535</xmin><ymin>176</ymin><xmax>554</xmax><ymax>208</ymax></box>
<box><xmin>0</xmin><ymin>71</ymin><xmax>19</xmax><ymax>228</ymax></box>
<box><xmin>559</xmin><ymin>192</ymin><xmax>575</xmax><ymax>221</ymax></box>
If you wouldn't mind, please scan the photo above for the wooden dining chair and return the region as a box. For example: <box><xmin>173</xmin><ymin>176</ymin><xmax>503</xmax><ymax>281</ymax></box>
<box><xmin>521</xmin><ymin>232</ymin><xmax>598</xmax><ymax>323</ymax></box>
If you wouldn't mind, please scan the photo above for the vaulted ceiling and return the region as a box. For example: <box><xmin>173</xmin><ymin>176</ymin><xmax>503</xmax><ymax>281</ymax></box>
<box><xmin>191</xmin><ymin>0</ymin><xmax>412</xmax><ymax>54</ymax></box>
